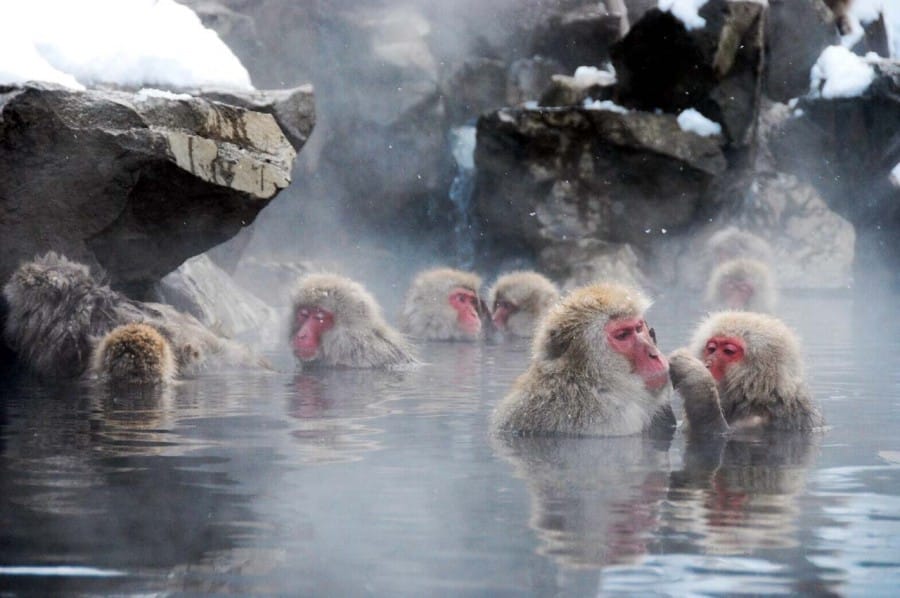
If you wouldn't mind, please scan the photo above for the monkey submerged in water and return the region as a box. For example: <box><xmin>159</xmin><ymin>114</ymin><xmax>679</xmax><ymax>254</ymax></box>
<box><xmin>91</xmin><ymin>323</ymin><xmax>176</xmax><ymax>386</ymax></box>
<box><xmin>487</xmin><ymin>271</ymin><xmax>560</xmax><ymax>339</ymax></box>
<box><xmin>705</xmin><ymin>258</ymin><xmax>776</xmax><ymax>313</ymax></box>
<box><xmin>400</xmin><ymin>267</ymin><xmax>484</xmax><ymax>341</ymax></box>
<box><xmin>2</xmin><ymin>252</ymin><xmax>265</xmax><ymax>380</ymax></box>
<box><xmin>290</xmin><ymin>273</ymin><xmax>417</xmax><ymax>369</ymax></box>
<box><xmin>669</xmin><ymin>311</ymin><xmax>824</xmax><ymax>435</ymax></box>
<box><xmin>492</xmin><ymin>282</ymin><xmax>675</xmax><ymax>437</ymax></box>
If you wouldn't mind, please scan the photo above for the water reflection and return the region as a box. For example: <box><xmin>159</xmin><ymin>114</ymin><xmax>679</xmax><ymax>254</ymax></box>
<box><xmin>286</xmin><ymin>368</ymin><xmax>404</xmax><ymax>464</ymax></box>
<box><xmin>494</xmin><ymin>434</ymin><xmax>671</xmax><ymax>568</ymax></box>
<box><xmin>667</xmin><ymin>431</ymin><xmax>822</xmax><ymax>554</ymax></box>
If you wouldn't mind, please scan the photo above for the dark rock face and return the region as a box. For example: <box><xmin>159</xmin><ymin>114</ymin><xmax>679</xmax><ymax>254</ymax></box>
<box><xmin>0</xmin><ymin>83</ymin><xmax>300</xmax><ymax>297</ymax></box>
<box><xmin>474</xmin><ymin>106</ymin><xmax>726</xmax><ymax>251</ymax></box>
<box><xmin>529</xmin><ymin>3</ymin><xmax>625</xmax><ymax>73</ymax></box>
<box><xmin>764</xmin><ymin>0</ymin><xmax>837</xmax><ymax>101</ymax></box>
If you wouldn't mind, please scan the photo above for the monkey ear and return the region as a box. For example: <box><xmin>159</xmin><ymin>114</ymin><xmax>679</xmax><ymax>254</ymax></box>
<box><xmin>649</xmin><ymin>327</ymin><xmax>658</xmax><ymax>346</ymax></box>
<box><xmin>542</xmin><ymin>325</ymin><xmax>569</xmax><ymax>360</ymax></box>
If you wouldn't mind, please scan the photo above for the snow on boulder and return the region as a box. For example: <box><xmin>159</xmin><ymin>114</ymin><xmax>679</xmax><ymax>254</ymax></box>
<box><xmin>677</xmin><ymin>108</ymin><xmax>722</xmax><ymax>136</ymax></box>
<box><xmin>810</xmin><ymin>45</ymin><xmax>876</xmax><ymax>98</ymax></box>
<box><xmin>0</xmin><ymin>0</ymin><xmax>252</xmax><ymax>90</ymax></box>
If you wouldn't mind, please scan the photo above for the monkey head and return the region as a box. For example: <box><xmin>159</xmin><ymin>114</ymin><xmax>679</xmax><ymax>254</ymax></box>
<box><xmin>689</xmin><ymin>311</ymin><xmax>805</xmax><ymax>398</ymax></box>
<box><xmin>535</xmin><ymin>282</ymin><xmax>669</xmax><ymax>393</ymax></box>
<box><xmin>488</xmin><ymin>271</ymin><xmax>560</xmax><ymax>338</ymax></box>
<box><xmin>91</xmin><ymin>323</ymin><xmax>176</xmax><ymax>385</ymax></box>
<box><xmin>290</xmin><ymin>274</ymin><xmax>378</xmax><ymax>362</ymax></box>
<box><xmin>706</xmin><ymin>227</ymin><xmax>774</xmax><ymax>266</ymax></box>
<box><xmin>289</xmin><ymin>273</ymin><xmax>416</xmax><ymax>368</ymax></box>
<box><xmin>705</xmin><ymin>258</ymin><xmax>776</xmax><ymax>312</ymax></box>
<box><xmin>401</xmin><ymin>268</ymin><xmax>484</xmax><ymax>341</ymax></box>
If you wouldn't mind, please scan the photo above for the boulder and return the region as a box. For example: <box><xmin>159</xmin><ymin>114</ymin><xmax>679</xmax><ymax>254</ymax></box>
<box><xmin>0</xmin><ymin>83</ymin><xmax>299</xmax><ymax>298</ymax></box>
<box><xmin>473</xmin><ymin>105</ymin><xmax>726</xmax><ymax>253</ymax></box>
<box><xmin>529</xmin><ymin>2</ymin><xmax>625</xmax><ymax>73</ymax></box>
<box><xmin>153</xmin><ymin>254</ymin><xmax>278</xmax><ymax>341</ymax></box>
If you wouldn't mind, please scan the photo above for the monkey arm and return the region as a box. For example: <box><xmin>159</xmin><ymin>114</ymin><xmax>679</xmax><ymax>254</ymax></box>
<box><xmin>668</xmin><ymin>349</ymin><xmax>729</xmax><ymax>437</ymax></box>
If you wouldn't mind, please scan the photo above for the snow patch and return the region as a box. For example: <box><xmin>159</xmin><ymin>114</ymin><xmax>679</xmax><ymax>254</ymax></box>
<box><xmin>890</xmin><ymin>162</ymin><xmax>900</xmax><ymax>189</ymax></box>
<box><xmin>810</xmin><ymin>45</ymin><xmax>875</xmax><ymax>98</ymax></box>
<box><xmin>0</xmin><ymin>0</ymin><xmax>252</xmax><ymax>91</ymax></box>
<box><xmin>658</xmin><ymin>0</ymin><xmax>709</xmax><ymax>30</ymax></box>
<box><xmin>583</xmin><ymin>99</ymin><xmax>629</xmax><ymax>114</ymax></box>
<box><xmin>676</xmin><ymin>108</ymin><xmax>721</xmax><ymax>137</ymax></box>
<box><xmin>572</xmin><ymin>66</ymin><xmax>616</xmax><ymax>88</ymax></box>
<box><xmin>134</xmin><ymin>88</ymin><xmax>193</xmax><ymax>102</ymax></box>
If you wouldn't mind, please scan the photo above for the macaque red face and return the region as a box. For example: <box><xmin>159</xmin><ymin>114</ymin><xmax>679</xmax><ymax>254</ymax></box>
<box><xmin>722</xmin><ymin>280</ymin><xmax>754</xmax><ymax>309</ymax></box>
<box><xmin>491</xmin><ymin>298</ymin><xmax>517</xmax><ymax>330</ymax></box>
<box><xmin>605</xmin><ymin>316</ymin><xmax>669</xmax><ymax>390</ymax></box>
<box><xmin>291</xmin><ymin>306</ymin><xmax>335</xmax><ymax>361</ymax></box>
<box><xmin>449</xmin><ymin>287</ymin><xmax>482</xmax><ymax>335</ymax></box>
<box><xmin>703</xmin><ymin>336</ymin><xmax>745</xmax><ymax>381</ymax></box>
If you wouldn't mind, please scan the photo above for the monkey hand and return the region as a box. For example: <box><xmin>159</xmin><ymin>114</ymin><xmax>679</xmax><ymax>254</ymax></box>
<box><xmin>668</xmin><ymin>348</ymin><xmax>729</xmax><ymax>435</ymax></box>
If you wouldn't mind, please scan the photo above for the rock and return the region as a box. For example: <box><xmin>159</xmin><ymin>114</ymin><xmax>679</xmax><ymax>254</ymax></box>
<box><xmin>0</xmin><ymin>82</ymin><xmax>298</xmax><ymax>298</ymax></box>
<box><xmin>769</xmin><ymin>59</ymin><xmax>900</xmax><ymax>275</ymax></box>
<box><xmin>232</xmin><ymin>257</ymin><xmax>314</xmax><ymax>308</ymax></box>
<box><xmin>442</xmin><ymin>58</ymin><xmax>508</xmax><ymax>126</ymax></box>
<box><xmin>507</xmin><ymin>57</ymin><xmax>567</xmax><ymax>106</ymax></box>
<box><xmin>153</xmin><ymin>254</ymin><xmax>278</xmax><ymax>341</ymax></box>
<box><xmin>473</xmin><ymin>105</ymin><xmax>726</xmax><ymax>252</ymax></box>
<box><xmin>610</xmin><ymin>2</ymin><xmax>768</xmax><ymax>145</ymax></box>
<box><xmin>538</xmin><ymin>72</ymin><xmax>615</xmax><ymax>108</ymax></box>
<box><xmin>765</xmin><ymin>0</ymin><xmax>837</xmax><ymax>102</ymax></box>
<box><xmin>198</xmin><ymin>85</ymin><xmax>316</xmax><ymax>151</ymax></box>
<box><xmin>539</xmin><ymin>239</ymin><xmax>647</xmax><ymax>292</ymax></box>
<box><xmin>529</xmin><ymin>3</ymin><xmax>625</xmax><ymax>73</ymax></box>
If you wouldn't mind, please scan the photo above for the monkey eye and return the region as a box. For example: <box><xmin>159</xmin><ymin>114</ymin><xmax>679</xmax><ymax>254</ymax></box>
<box><xmin>615</xmin><ymin>329</ymin><xmax>632</xmax><ymax>340</ymax></box>
<box><xmin>314</xmin><ymin>310</ymin><xmax>328</xmax><ymax>322</ymax></box>
<box><xmin>297</xmin><ymin>308</ymin><xmax>311</xmax><ymax>320</ymax></box>
<box><xmin>705</xmin><ymin>341</ymin><xmax>717</xmax><ymax>354</ymax></box>
<box><xmin>723</xmin><ymin>343</ymin><xmax>739</xmax><ymax>356</ymax></box>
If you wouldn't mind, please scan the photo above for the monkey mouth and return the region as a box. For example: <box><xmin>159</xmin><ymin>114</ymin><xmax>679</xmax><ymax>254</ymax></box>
<box><xmin>644</xmin><ymin>369</ymin><xmax>670</xmax><ymax>391</ymax></box>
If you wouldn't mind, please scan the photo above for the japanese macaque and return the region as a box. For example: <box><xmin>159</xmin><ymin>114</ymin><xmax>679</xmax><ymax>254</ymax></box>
<box><xmin>2</xmin><ymin>252</ymin><xmax>264</xmax><ymax>379</ymax></box>
<box><xmin>400</xmin><ymin>267</ymin><xmax>484</xmax><ymax>341</ymax></box>
<box><xmin>91</xmin><ymin>323</ymin><xmax>176</xmax><ymax>386</ymax></box>
<box><xmin>492</xmin><ymin>282</ymin><xmax>675</xmax><ymax>437</ymax></box>
<box><xmin>706</xmin><ymin>227</ymin><xmax>773</xmax><ymax>266</ymax></box>
<box><xmin>487</xmin><ymin>271</ymin><xmax>560</xmax><ymax>338</ymax></box>
<box><xmin>669</xmin><ymin>311</ymin><xmax>824</xmax><ymax>435</ymax></box>
<box><xmin>289</xmin><ymin>273</ymin><xmax>417</xmax><ymax>368</ymax></box>
<box><xmin>705</xmin><ymin>258</ymin><xmax>776</xmax><ymax>313</ymax></box>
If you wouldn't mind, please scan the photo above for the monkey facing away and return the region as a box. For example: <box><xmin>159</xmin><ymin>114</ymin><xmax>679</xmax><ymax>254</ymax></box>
<box><xmin>669</xmin><ymin>310</ymin><xmax>824</xmax><ymax>435</ymax></box>
<box><xmin>400</xmin><ymin>267</ymin><xmax>484</xmax><ymax>341</ymax></box>
<box><xmin>290</xmin><ymin>273</ymin><xmax>417</xmax><ymax>369</ymax></box>
<box><xmin>487</xmin><ymin>271</ymin><xmax>560</xmax><ymax>338</ymax></box>
<box><xmin>2</xmin><ymin>252</ymin><xmax>264</xmax><ymax>380</ymax></box>
<box><xmin>91</xmin><ymin>323</ymin><xmax>177</xmax><ymax>386</ymax></box>
<box><xmin>705</xmin><ymin>258</ymin><xmax>776</xmax><ymax>313</ymax></box>
<box><xmin>492</xmin><ymin>282</ymin><xmax>675</xmax><ymax>437</ymax></box>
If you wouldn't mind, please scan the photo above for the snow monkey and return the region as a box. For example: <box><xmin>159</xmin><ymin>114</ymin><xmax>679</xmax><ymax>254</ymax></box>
<box><xmin>400</xmin><ymin>267</ymin><xmax>484</xmax><ymax>341</ymax></box>
<box><xmin>91</xmin><ymin>323</ymin><xmax>176</xmax><ymax>386</ymax></box>
<box><xmin>668</xmin><ymin>311</ymin><xmax>824</xmax><ymax>435</ymax></box>
<box><xmin>705</xmin><ymin>227</ymin><xmax>773</xmax><ymax>266</ymax></box>
<box><xmin>492</xmin><ymin>282</ymin><xmax>675</xmax><ymax>437</ymax></box>
<box><xmin>487</xmin><ymin>271</ymin><xmax>560</xmax><ymax>338</ymax></box>
<box><xmin>2</xmin><ymin>252</ymin><xmax>265</xmax><ymax>380</ymax></box>
<box><xmin>289</xmin><ymin>273</ymin><xmax>417</xmax><ymax>368</ymax></box>
<box><xmin>705</xmin><ymin>258</ymin><xmax>776</xmax><ymax>313</ymax></box>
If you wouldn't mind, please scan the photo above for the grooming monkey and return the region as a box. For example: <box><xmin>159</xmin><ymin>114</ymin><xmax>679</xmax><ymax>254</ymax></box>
<box><xmin>487</xmin><ymin>271</ymin><xmax>560</xmax><ymax>338</ymax></box>
<box><xmin>492</xmin><ymin>282</ymin><xmax>675</xmax><ymax>437</ymax></box>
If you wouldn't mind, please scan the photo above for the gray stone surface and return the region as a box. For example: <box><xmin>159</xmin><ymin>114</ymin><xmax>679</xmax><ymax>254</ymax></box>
<box><xmin>0</xmin><ymin>82</ymin><xmax>299</xmax><ymax>297</ymax></box>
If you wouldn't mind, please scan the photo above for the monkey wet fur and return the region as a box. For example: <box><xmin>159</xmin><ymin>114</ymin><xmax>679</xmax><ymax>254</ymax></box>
<box><xmin>290</xmin><ymin>273</ymin><xmax>417</xmax><ymax>368</ymax></box>
<box><xmin>492</xmin><ymin>282</ymin><xmax>674</xmax><ymax>437</ymax></box>
<box><xmin>669</xmin><ymin>310</ymin><xmax>824</xmax><ymax>434</ymax></box>
<box><xmin>92</xmin><ymin>323</ymin><xmax>176</xmax><ymax>386</ymax></box>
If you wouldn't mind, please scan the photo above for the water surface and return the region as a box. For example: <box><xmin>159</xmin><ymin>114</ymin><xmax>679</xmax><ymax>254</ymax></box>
<box><xmin>2</xmin><ymin>294</ymin><xmax>899</xmax><ymax>595</ymax></box>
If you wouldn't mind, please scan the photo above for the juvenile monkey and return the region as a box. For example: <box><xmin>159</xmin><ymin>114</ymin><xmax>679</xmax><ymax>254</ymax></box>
<box><xmin>669</xmin><ymin>311</ymin><xmax>824</xmax><ymax>435</ymax></box>
<box><xmin>492</xmin><ymin>282</ymin><xmax>675</xmax><ymax>437</ymax></box>
<box><xmin>290</xmin><ymin>273</ymin><xmax>417</xmax><ymax>368</ymax></box>
<box><xmin>91</xmin><ymin>323</ymin><xmax>176</xmax><ymax>386</ymax></box>
<box><xmin>2</xmin><ymin>252</ymin><xmax>264</xmax><ymax>379</ymax></box>
<box><xmin>487</xmin><ymin>271</ymin><xmax>560</xmax><ymax>338</ymax></box>
<box><xmin>705</xmin><ymin>258</ymin><xmax>776</xmax><ymax>313</ymax></box>
<box><xmin>400</xmin><ymin>267</ymin><xmax>484</xmax><ymax>341</ymax></box>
